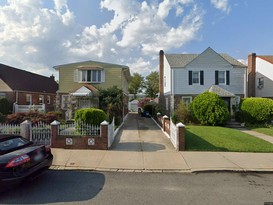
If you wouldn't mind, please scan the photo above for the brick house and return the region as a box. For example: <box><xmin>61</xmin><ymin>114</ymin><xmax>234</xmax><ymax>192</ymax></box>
<box><xmin>0</xmin><ymin>63</ymin><xmax>58</xmax><ymax>113</ymax></box>
<box><xmin>159</xmin><ymin>47</ymin><xmax>247</xmax><ymax>117</ymax></box>
<box><xmin>248</xmin><ymin>53</ymin><xmax>273</xmax><ymax>98</ymax></box>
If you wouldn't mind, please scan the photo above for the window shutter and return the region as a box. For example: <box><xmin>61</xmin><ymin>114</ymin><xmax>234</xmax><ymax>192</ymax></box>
<box><xmin>200</xmin><ymin>71</ymin><xmax>204</xmax><ymax>85</ymax></box>
<box><xmin>226</xmin><ymin>71</ymin><xmax>230</xmax><ymax>85</ymax></box>
<box><xmin>189</xmin><ymin>71</ymin><xmax>192</xmax><ymax>85</ymax></box>
<box><xmin>74</xmin><ymin>69</ymin><xmax>79</xmax><ymax>82</ymax></box>
<box><xmin>101</xmin><ymin>70</ymin><xmax>105</xmax><ymax>82</ymax></box>
<box><xmin>215</xmin><ymin>71</ymin><xmax>219</xmax><ymax>85</ymax></box>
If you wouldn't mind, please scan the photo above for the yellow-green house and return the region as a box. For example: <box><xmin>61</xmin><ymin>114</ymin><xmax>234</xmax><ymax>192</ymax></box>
<box><xmin>54</xmin><ymin>60</ymin><xmax>131</xmax><ymax>120</ymax></box>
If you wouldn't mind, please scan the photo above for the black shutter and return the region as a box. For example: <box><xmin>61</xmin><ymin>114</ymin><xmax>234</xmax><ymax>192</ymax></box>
<box><xmin>200</xmin><ymin>71</ymin><xmax>204</xmax><ymax>85</ymax></box>
<box><xmin>189</xmin><ymin>71</ymin><xmax>192</xmax><ymax>85</ymax></box>
<box><xmin>215</xmin><ymin>71</ymin><xmax>219</xmax><ymax>85</ymax></box>
<box><xmin>226</xmin><ymin>71</ymin><xmax>230</xmax><ymax>85</ymax></box>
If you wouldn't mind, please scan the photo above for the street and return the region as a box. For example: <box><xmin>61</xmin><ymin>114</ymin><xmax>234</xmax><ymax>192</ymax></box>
<box><xmin>0</xmin><ymin>170</ymin><xmax>273</xmax><ymax>205</ymax></box>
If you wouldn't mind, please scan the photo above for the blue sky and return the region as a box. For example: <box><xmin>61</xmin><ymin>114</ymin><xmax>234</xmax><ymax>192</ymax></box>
<box><xmin>0</xmin><ymin>0</ymin><xmax>272</xmax><ymax>79</ymax></box>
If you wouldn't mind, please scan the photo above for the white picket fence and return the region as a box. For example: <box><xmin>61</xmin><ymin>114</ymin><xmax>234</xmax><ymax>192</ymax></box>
<box><xmin>170</xmin><ymin>120</ymin><xmax>178</xmax><ymax>150</ymax></box>
<box><xmin>0</xmin><ymin>123</ymin><xmax>20</xmax><ymax>134</ymax></box>
<box><xmin>108</xmin><ymin>118</ymin><xmax>115</xmax><ymax>148</ymax></box>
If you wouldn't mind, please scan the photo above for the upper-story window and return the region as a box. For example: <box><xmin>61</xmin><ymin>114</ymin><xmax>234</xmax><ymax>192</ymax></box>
<box><xmin>215</xmin><ymin>70</ymin><xmax>230</xmax><ymax>85</ymax></box>
<box><xmin>189</xmin><ymin>71</ymin><xmax>204</xmax><ymax>85</ymax></box>
<box><xmin>75</xmin><ymin>68</ymin><xmax>105</xmax><ymax>83</ymax></box>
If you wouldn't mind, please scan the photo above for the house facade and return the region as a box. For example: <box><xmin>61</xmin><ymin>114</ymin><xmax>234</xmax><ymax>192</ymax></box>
<box><xmin>159</xmin><ymin>47</ymin><xmax>247</xmax><ymax>116</ymax></box>
<box><xmin>54</xmin><ymin>60</ymin><xmax>131</xmax><ymax>119</ymax></box>
<box><xmin>248</xmin><ymin>53</ymin><xmax>273</xmax><ymax>98</ymax></box>
<box><xmin>0</xmin><ymin>63</ymin><xmax>58</xmax><ymax>113</ymax></box>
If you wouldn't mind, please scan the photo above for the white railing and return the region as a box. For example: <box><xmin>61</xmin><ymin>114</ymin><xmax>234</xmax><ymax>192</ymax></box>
<box><xmin>0</xmin><ymin>123</ymin><xmax>20</xmax><ymax>134</ymax></box>
<box><xmin>31</xmin><ymin>122</ymin><xmax>51</xmax><ymax>146</ymax></box>
<box><xmin>170</xmin><ymin>119</ymin><xmax>178</xmax><ymax>149</ymax></box>
<box><xmin>108</xmin><ymin>118</ymin><xmax>115</xmax><ymax>148</ymax></box>
<box><xmin>14</xmin><ymin>104</ymin><xmax>46</xmax><ymax>113</ymax></box>
<box><xmin>59</xmin><ymin>121</ymin><xmax>100</xmax><ymax>136</ymax></box>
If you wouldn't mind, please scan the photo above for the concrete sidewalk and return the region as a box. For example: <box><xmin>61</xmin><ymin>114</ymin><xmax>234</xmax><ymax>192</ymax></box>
<box><xmin>51</xmin><ymin>148</ymin><xmax>273</xmax><ymax>172</ymax></box>
<box><xmin>50</xmin><ymin>113</ymin><xmax>273</xmax><ymax>173</ymax></box>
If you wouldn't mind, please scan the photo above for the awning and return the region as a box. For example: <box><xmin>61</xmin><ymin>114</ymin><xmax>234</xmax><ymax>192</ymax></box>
<box><xmin>71</xmin><ymin>86</ymin><xmax>93</xmax><ymax>97</ymax></box>
<box><xmin>208</xmin><ymin>85</ymin><xmax>235</xmax><ymax>97</ymax></box>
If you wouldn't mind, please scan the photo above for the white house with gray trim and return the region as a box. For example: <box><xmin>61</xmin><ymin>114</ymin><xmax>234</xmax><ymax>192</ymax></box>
<box><xmin>159</xmin><ymin>47</ymin><xmax>247</xmax><ymax>116</ymax></box>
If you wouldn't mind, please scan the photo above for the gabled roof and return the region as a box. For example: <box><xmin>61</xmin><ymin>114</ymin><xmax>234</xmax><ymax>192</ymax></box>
<box><xmin>208</xmin><ymin>85</ymin><xmax>235</xmax><ymax>97</ymax></box>
<box><xmin>0</xmin><ymin>63</ymin><xmax>58</xmax><ymax>93</ymax></box>
<box><xmin>71</xmin><ymin>86</ymin><xmax>95</xmax><ymax>97</ymax></box>
<box><xmin>165</xmin><ymin>47</ymin><xmax>246</xmax><ymax>68</ymax></box>
<box><xmin>257</xmin><ymin>56</ymin><xmax>273</xmax><ymax>64</ymax></box>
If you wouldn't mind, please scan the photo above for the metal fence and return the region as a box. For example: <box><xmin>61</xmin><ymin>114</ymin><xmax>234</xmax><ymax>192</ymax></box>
<box><xmin>59</xmin><ymin>121</ymin><xmax>100</xmax><ymax>136</ymax></box>
<box><xmin>30</xmin><ymin>122</ymin><xmax>51</xmax><ymax>146</ymax></box>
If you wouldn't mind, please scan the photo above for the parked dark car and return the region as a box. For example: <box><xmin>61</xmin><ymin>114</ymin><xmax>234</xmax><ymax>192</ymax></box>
<box><xmin>0</xmin><ymin>135</ymin><xmax>53</xmax><ymax>191</ymax></box>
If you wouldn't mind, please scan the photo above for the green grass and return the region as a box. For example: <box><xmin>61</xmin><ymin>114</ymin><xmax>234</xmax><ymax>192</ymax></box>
<box><xmin>185</xmin><ymin>125</ymin><xmax>273</xmax><ymax>152</ymax></box>
<box><xmin>248</xmin><ymin>127</ymin><xmax>273</xmax><ymax>137</ymax></box>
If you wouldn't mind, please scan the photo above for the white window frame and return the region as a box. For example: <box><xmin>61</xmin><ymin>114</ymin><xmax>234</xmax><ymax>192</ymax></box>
<box><xmin>61</xmin><ymin>95</ymin><xmax>69</xmax><ymax>110</ymax></box>
<box><xmin>218</xmin><ymin>71</ymin><xmax>226</xmax><ymax>84</ymax></box>
<box><xmin>192</xmin><ymin>71</ymin><xmax>200</xmax><ymax>84</ymax></box>
<box><xmin>75</xmin><ymin>69</ymin><xmax>105</xmax><ymax>83</ymax></box>
<box><xmin>182</xmin><ymin>96</ymin><xmax>192</xmax><ymax>107</ymax></box>
<box><xmin>166</xmin><ymin>98</ymin><xmax>169</xmax><ymax>111</ymax></box>
<box><xmin>26</xmin><ymin>94</ymin><xmax>32</xmax><ymax>105</ymax></box>
<box><xmin>39</xmin><ymin>95</ymin><xmax>44</xmax><ymax>104</ymax></box>
<box><xmin>47</xmin><ymin>96</ymin><xmax>51</xmax><ymax>104</ymax></box>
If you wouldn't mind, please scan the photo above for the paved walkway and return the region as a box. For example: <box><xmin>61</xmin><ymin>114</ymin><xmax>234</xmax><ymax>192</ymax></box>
<box><xmin>51</xmin><ymin>113</ymin><xmax>273</xmax><ymax>173</ymax></box>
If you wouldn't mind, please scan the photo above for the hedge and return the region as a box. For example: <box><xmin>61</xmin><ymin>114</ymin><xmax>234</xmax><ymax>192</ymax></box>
<box><xmin>74</xmin><ymin>108</ymin><xmax>108</xmax><ymax>125</ymax></box>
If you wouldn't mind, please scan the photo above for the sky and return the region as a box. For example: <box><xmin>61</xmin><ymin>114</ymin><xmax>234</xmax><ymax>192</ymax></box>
<box><xmin>0</xmin><ymin>0</ymin><xmax>273</xmax><ymax>80</ymax></box>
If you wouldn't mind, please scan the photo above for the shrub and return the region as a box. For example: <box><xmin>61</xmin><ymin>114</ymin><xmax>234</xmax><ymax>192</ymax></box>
<box><xmin>74</xmin><ymin>108</ymin><xmax>108</xmax><ymax>125</ymax></box>
<box><xmin>0</xmin><ymin>98</ymin><xmax>10</xmax><ymax>115</ymax></box>
<box><xmin>143</xmin><ymin>104</ymin><xmax>156</xmax><ymax>116</ymax></box>
<box><xmin>0</xmin><ymin>113</ymin><xmax>6</xmax><ymax>123</ymax></box>
<box><xmin>191</xmin><ymin>91</ymin><xmax>230</xmax><ymax>126</ymax></box>
<box><xmin>240</xmin><ymin>98</ymin><xmax>273</xmax><ymax>124</ymax></box>
<box><xmin>172</xmin><ymin>101</ymin><xmax>190</xmax><ymax>124</ymax></box>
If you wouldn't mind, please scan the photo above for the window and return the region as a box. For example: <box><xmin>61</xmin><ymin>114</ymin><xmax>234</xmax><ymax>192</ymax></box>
<box><xmin>61</xmin><ymin>95</ymin><xmax>69</xmax><ymax>110</ymax></box>
<box><xmin>215</xmin><ymin>70</ymin><xmax>230</xmax><ymax>85</ymax></box>
<box><xmin>258</xmin><ymin>77</ymin><xmax>264</xmax><ymax>89</ymax></box>
<box><xmin>39</xmin><ymin>95</ymin><xmax>44</xmax><ymax>104</ymax></box>
<box><xmin>189</xmin><ymin>71</ymin><xmax>204</xmax><ymax>85</ymax></box>
<box><xmin>182</xmin><ymin>96</ymin><xmax>192</xmax><ymax>107</ymax></box>
<box><xmin>78</xmin><ymin>98</ymin><xmax>91</xmax><ymax>108</ymax></box>
<box><xmin>165</xmin><ymin>98</ymin><xmax>169</xmax><ymax>111</ymax></box>
<box><xmin>26</xmin><ymin>94</ymin><xmax>32</xmax><ymax>104</ymax></box>
<box><xmin>47</xmin><ymin>96</ymin><xmax>51</xmax><ymax>104</ymax></box>
<box><xmin>75</xmin><ymin>69</ymin><xmax>104</xmax><ymax>83</ymax></box>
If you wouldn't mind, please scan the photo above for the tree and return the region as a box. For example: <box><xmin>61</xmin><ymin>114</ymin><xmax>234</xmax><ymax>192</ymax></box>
<box><xmin>98</xmin><ymin>86</ymin><xmax>123</xmax><ymax>121</ymax></box>
<box><xmin>128</xmin><ymin>72</ymin><xmax>144</xmax><ymax>99</ymax></box>
<box><xmin>145</xmin><ymin>71</ymin><xmax>159</xmax><ymax>98</ymax></box>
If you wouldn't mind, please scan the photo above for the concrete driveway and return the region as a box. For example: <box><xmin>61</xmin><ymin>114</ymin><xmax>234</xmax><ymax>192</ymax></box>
<box><xmin>110</xmin><ymin>112</ymin><xmax>175</xmax><ymax>152</ymax></box>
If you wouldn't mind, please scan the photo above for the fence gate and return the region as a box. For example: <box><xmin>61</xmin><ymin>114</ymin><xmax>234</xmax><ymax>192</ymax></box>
<box><xmin>30</xmin><ymin>123</ymin><xmax>51</xmax><ymax>146</ymax></box>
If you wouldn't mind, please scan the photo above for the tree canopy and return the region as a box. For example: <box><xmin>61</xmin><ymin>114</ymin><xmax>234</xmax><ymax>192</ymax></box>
<box><xmin>128</xmin><ymin>72</ymin><xmax>144</xmax><ymax>98</ymax></box>
<box><xmin>145</xmin><ymin>71</ymin><xmax>159</xmax><ymax>98</ymax></box>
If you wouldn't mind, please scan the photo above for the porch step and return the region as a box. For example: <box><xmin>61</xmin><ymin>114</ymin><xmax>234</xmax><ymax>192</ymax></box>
<box><xmin>225</xmin><ymin>119</ymin><xmax>245</xmax><ymax>129</ymax></box>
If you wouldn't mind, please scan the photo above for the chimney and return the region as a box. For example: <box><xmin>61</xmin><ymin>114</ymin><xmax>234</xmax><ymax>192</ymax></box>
<box><xmin>50</xmin><ymin>74</ymin><xmax>55</xmax><ymax>81</ymax></box>
<box><xmin>248</xmin><ymin>53</ymin><xmax>256</xmax><ymax>97</ymax></box>
<box><xmin>159</xmin><ymin>50</ymin><xmax>164</xmax><ymax>108</ymax></box>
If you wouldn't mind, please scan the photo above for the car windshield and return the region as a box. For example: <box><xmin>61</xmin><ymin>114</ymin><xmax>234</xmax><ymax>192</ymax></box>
<box><xmin>0</xmin><ymin>137</ymin><xmax>30</xmax><ymax>154</ymax></box>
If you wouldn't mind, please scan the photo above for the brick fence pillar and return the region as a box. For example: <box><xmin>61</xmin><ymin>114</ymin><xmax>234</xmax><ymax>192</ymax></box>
<box><xmin>100</xmin><ymin>121</ymin><xmax>109</xmax><ymax>150</ymax></box>
<box><xmin>163</xmin><ymin>115</ymin><xmax>168</xmax><ymax>132</ymax></box>
<box><xmin>50</xmin><ymin>120</ymin><xmax>60</xmax><ymax>148</ymax></box>
<box><xmin>20</xmin><ymin>120</ymin><xmax>32</xmax><ymax>140</ymax></box>
<box><xmin>177</xmin><ymin>122</ymin><xmax>185</xmax><ymax>151</ymax></box>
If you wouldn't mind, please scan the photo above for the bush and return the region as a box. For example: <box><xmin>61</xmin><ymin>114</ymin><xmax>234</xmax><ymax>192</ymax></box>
<box><xmin>74</xmin><ymin>108</ymin><xmax>108</xmax><ymax>125</ymax></box>
<box><xmin>0</xmin><ymin>112</ymin><xmax>6</xmax><ymax>123</ymax></box>
<box><xmin>172</xmin><ymin>101</ymin><xmax>190</xmax><ymax>124</ymax></box>
<box><xmin>0</xmin><ymin>98</ymin><xmax>10</xmax><ymax>115</ymax></box>
<box><xmin>191</xmin><ymin>91</ymin><xmax>230</xmax><ymax>126</ymax></box>
<box><xmin>240</xmin><ymin>98</ymin><xmax>273</xmax><ymax>124</ymax></box>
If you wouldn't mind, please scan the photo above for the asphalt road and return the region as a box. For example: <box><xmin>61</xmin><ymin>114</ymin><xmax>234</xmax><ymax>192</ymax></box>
<box><xmin>1</xmin><ymin>170</ymin><xmax>273</xmax><ymax>205</ymax></box>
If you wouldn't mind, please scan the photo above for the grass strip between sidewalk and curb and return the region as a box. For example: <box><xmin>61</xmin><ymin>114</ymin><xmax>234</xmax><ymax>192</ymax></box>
<box><xmin>185</xmin><ymin>126</ymin><xmax>273</xmax><ymax>152</ymax></box>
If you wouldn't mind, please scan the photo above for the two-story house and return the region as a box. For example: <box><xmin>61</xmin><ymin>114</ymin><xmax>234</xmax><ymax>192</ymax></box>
<box><xmin>159</xmin><ymin>47</ymin><xmax>247</xmax><ymax>117</ymax></box>
<box><xmin>248</xmin><ymin>53</ymin><xmax>273</xmax><ymax>98</ymax></box>
<box><xmin>0</xmin><ymin>63</ymin><xmax>58</xmax><ymax>113</ymax></box>
<box><xmin>54</xmin><ymin>60</ymin><xmax>131</xmax><ymax>119</ymax></box>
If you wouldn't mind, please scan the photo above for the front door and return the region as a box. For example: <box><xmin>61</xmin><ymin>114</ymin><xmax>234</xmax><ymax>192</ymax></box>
<box><xmin>222</xmin><ymin>97</ymin><xmax>230</xmax><ymax>113</ymax></box>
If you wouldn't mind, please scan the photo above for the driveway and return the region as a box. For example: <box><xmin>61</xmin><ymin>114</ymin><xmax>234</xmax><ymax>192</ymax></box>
<box><xmin>111</xmin><ymin>112</ymin><xmax>175</xmax><ymax>152</ymax></box>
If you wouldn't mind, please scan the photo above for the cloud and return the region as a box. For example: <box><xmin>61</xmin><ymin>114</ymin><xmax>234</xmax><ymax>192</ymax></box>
<box><xmin>0</xmin><ymin>0</ymin><xmax>205</xmax><ymax>78</ymax></box>
<box><xmin>210</xmin><ymin>0</ymin><xmax>231</xmax><ymax>13</ymax></box>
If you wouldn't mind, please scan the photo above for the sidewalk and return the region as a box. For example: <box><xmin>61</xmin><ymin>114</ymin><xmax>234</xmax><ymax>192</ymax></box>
<box><xmin>50</xmin><ymin>113</ymin><xmax>273</xmax><ymax>173</ymax></box>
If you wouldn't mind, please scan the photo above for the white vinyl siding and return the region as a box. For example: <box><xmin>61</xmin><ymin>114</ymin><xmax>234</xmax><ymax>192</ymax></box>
<box><xmin>163</xmin><ymin>55</ymin><xmax>171</xmax><ymax>94</ymax></box>
<box><xmin>256</xmin><ymin>57</ymin><xmax>273</xmax><ymax>97</ymax></box>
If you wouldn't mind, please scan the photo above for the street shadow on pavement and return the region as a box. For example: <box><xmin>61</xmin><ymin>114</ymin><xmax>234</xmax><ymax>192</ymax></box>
<box><xmin>0</xmin><ymin>170</ymin><xmax>105</xmax><ymax>204</ymax></box>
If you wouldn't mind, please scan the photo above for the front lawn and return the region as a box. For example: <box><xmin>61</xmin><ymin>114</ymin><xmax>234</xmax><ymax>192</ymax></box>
<box><xmin>248</xmin><ymin>127</ymin><xmax>273</xmax><ymax>137</ymax></box>
<box><xmin>186</xmin><ymin>126</ymin><xmax>273</xmax><ymax>152</ymax></box>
